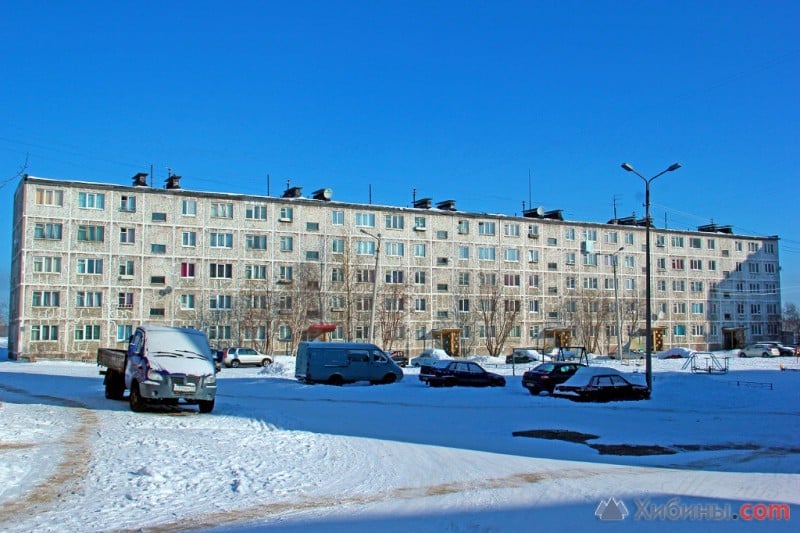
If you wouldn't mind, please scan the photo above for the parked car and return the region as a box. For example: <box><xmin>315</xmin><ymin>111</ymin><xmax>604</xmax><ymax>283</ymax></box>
<box><xmin>410</xmin><ymin>348</ymin><xmax>451</xmax><ymax>367</ymax></box>
<box><xmin>738</xmin><ymin>343</ymin><xmax>780</xmax><ymax>358</ymax></box>
<box><xmin>553</xmin><ymin>367</ymin><xmax>650</xmax><ymax>402</ymax></box>
<box><xmin>389</xmin><ymin>350</ymin><xmax>409</xmax><ymax>367</ymax></box>
<box><xmin>505</xmin><ymin>348</ymin><xmax>547</xmax><ymax>364</ymax></box>
<box><xmin>419</xmin><ymin>360</ymin><xmax>506</xmax><ymax>387</ymax></box>
<box><xmin>222</xmin><ymin>347</ymin><xmax>274</xmax><ymax>368</ymax></box>
<box><xmin>657</xmin><ymin>347</ymin><xmax>695</xmax><ymax>359</ymax></box>
<box><xmin>762</xmin><ymin>342</ymin><xmax>795</xmax><ymax>357</ymax></box>
<box><xmin>521</xmin><ymin>362</ymin><xmax>585</xmax><ymax>395</ymax></box>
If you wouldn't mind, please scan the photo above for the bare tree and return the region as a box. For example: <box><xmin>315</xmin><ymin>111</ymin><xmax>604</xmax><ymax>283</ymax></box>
<box><xmin>477</xmin><ymin>278</ymin><xmax>520</xmax><ymax>356</ymax></box>
<box><xmin>450</xmin><ymin>280</ymin><xmax>479</xmax><ymax>355</ymax></box>
<box><xmin>377</xmin><ymin>280</ymin><xmax>408</xmax><ymax>350</ymax></box>
<box><xmin>568</xmin><ymin>288</ymin><xmax>614</xmax><ymax>353</ymax></box>
<box><xmin>783</xmin><ymin>302</ymin><xmax>799</xmax><ymax>341</ymax></box>
<box><xmin>278</xmin><ymin>263</ymin><xmax>321</xmax><ymax>356</ymax></box>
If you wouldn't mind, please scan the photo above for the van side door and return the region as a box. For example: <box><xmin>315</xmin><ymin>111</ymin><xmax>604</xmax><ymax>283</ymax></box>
<box><xmin>125</xmin><ymin>329</ymin><xmax>146</xmax><ymax>389</ymax></box>
<box><xmin>346</xmin><ymin>349</ymin><xmax>371</xmax><ymax>382</ymax></box>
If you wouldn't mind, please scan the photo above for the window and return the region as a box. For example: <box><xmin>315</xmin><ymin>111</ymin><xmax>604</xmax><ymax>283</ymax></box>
<box><xmin>279</xmin><ymin>265</ymin><xmax>293</xmax><ymax>282</ymax></box>
<box><xmin>436</xmin><ymin>230</ymin><xmax>448</xmax><ymax>239</ymax></box>
<box><xmin>279</xmin><ymin>206</ymin><xmax>293</xmax><ymax>221</ymax></box>
<box><xmin>673</xmin><ymin>325</ymin><xmax>686</xmax><ymax>337</ymax></box>
<box><xmin>656</xmin><ymin>235</ymin><xmax>666</xmax><ymax>247</ymax></box>
<box><xmin>690</xmin><ymin>281</ymin><xmax>703</xmax><ymax>292</ymax></box>
<box><xmin>208</xmin><ymin>325</ymin><xmax>232</xmax><ymax>341</ymax></box>
<box><xmin>384</xmin><ymin>298</ymin><xmax>405</xmax><ymax>311</ymax></box>
<box><xmin>385</xmin><ymin>270</ymin><xmax>404</xmax><ymax>284</ymax></box>
<box><xmin>356</xmin><ymin>269</ymin><xmax>375</xmax><ymax>283</ymax></box>
<box><xmin>77</xmin><ymin>225</ymin><xmax>104</xmax><ymax>242</ymax></box>
<box><xmin>529</xmin><ymin>300</ymin><xmax>540</xmax><ymax>313</ymax></box>
<box><xmin>74</xmin><ymin>325</ymin><xmax>101</xmax><ymax>341</ymax></box>
<box><xmin>152</xmin><ymin>212</ymin><xmax>167</xmax><ymax>222</ymax></box>
<box><xmin>504</xmin><ymin>274</ymin><xmax>520</xmax><ymax>287</ymax></box>
<box><xmin>356</xmin><ymin>240</ymin><xmax>376</xmax><ymax>255</ymax></box>
<box><xmin>436</xmin><ymin>257</ymin><xmax>449</xmax><ymax>266</ymax></box>
<box><xmin>180</xmin><ymin>262</ymin><xmax>196</xmax><ymax>278</ymax></box>
<box><xmin>209</xmin><ymin>263</ymin><xmax>233</xmax><ymax>279</ymax></box>
<box><xmin>583</xmin><ymin>229</ymin><xmax>597</xmax><ymax>242</ymax></box>
<box><xmin>182</xmin><ymin>231</ymin><xmax>196</xmax><ymax>247</ymax></box>
<box><xmin>673</xmin><ymin>302</ymin><xmax>686</xmax><ymax>314</ymax></box>
<box><xmin>245</xmin><ymin>204</ymin><xmax>267</xmax><ymax>220</ymax></box>
<box><xmin>385</xmin><ymin>214</ymin><xmax>404</xmax><ymax>229</ymax></box>
<box><xmin>415</xmin><ymin>298</ymin><xmax>426</xmax><ymax>311</ymax></box>
<box><xmin>32</xmin><ymin>291</ymin><xmax>60</xmax><ymax>307</ymax></box>
<box><xmin>457</xmin><ymin>220</ymin><xmax>469</xmax><ymax>234</ymax></box>
<box><xmin>565</xmin><ymin>252</ymin><xmax>576</xmax><ymax>265</ymax></box>
<box><xmin>210</xmin><ymin>232</ymin><xmax>233</xmax><ymax>248</ymax></box>
<box><xmin>277</xmin><ymin>325</ymin><xmax>292</xmax><ymax>341</ymax></box>
<box><xmin>547</xmin><ymin>237</ymin><xmax>558</xmax><ymax>246</ymax></box>
<box><xmin>708</xmin><ymin>260</ymin><xmax>717</xmax><ymax>271</ymax></box>
<box><xmin>672</xmin><ymin>258</ymin><xmax>685</xmax><ymax>270</ymax></box>
<box><xmin>480</xmin><ymin>273</ymin><xmax>497</xmax><ymax>285</ymax></box>
<box><xmin>34</xmin><ymin>188</ymin><xmax>63</xmax><ymax>206</ymax></box>
<box><xmin>279</xmin><ymin>236</ymin><xmax>294</xmax><ymax>251</ymax></box>
<box><xmin>246</xmin><ymin>234</ymin><xmax>268</xmax><ymax>250</ymax></box>
<box><xmin>672</xmin><ymin>280</ymin><xmax>686</xmax><ymax>292</ymax></box>
<box><xmin>504</xmin><ymin>248</ymin><xmax>519</xmax><ymax>262</ymax></box>
<box><xmin>657</xmin><ymin>257</ymin><xmax>666</xmax><ymax>269</ymax></box>
<box><xmin>657</xmin><ymin>280</ymin><xmax>667</xmax><ymax>292</ymax></box>
<box><xmin>355</xmin><ymin>212</ymin><xmax>375</xmax><ymax>227</ymax></box>
<box><xmin>413</xmin><ymin>216</ymin><xmax>427</xmax><ymax>230</ymax></box>
<box><xmin>245</xmin><ymin>264</ymin><xmax>268</xmax><ymax>280</ymax></box>
<box><xmin>458</xmin><ymin>272</ymin><xmax>470</xmax><ymax>286</ymax></box>
<box><xmin>458</xmin><ymin>246</ymin><xmax>470</xmax><ymax>260</ymax></box>
<box><xmin>478</xmin><ymin>247</ymin><xmax>496</xmax><ymax>261</ymax></box>
<box><xmin>330</xmin><ymin>268</ymin><xmax>344</xmax><ymax>283</ymax></box>
<box><xmin>504</xmin><ymin>223</ymin><xmax>520</xmax><ymax>237</ymax></box>
<box><xmin>707</xmin><ymin>239</ymin><xmax>716</xmax><ymax>250</ymax></box>
<box><xmin>31</xmin><ymin>325</ymin><xmax>59</xmax><ymax>341</ymax></box>
<box><xmin>119</xmin><ymin>227</ymin><xmax>135</xmax><ymax>244</ymax></box>
<box><xmin>691</xmin><ymin>302</ymin><xmax>704</xmax><ymax>314</ymax></box>
<box><xmin>582</xmin><ymin>253</ymin><xmax>598</xmax><ymax>266</ymax></box>
<box><xmin>181</xmin><ymin>199</ymin><xmax>197</xmax><ymax>216</ymax></box>
<box><xmin>306</xmin><ymin>222</ymin><xmax>319</xmax><ymax>231</ymax></box>
<box><xmin>306</xmin><ymin>251</ymin><xmax>320</xmax><ymax>260</ymax></box>
<box><xmin>180</xmin><ymin>294</ymin><xmax>196</xmax><ymax>310</ymax></box>
<box><xmin>689</xmin><ymin>237</ymin><xmax>702</xmax><ymax>249</ymax></box>
<box><xmin>458</xmin><ymin>299</ymin><xmax>470</xmax><ymax>312</ymax></box>
<box><xmin>210</xmin><ymin>203</ymin><xmax>233</xmax><ymax>218</ymax></box>
<box><xmin>151</xmin><ymin>244</ymin><xmax>166</xmax><ymax>254</ymax></box>
<box><xmin>566</xmin><ymin>277</ymin><xmax>576</xmax><ymax>289</ymax></box>
<box><xmin>414</xmin><ymin>271</ymin><xmax>426</xmax><ymax>284</ymax></box>
<box><xmin>527</xmin><ymin>250</ymin><xmax>539</xmax><ymax>263</ymax></box>
<box><xmin>478</xmin><ymin>221</ymin><xmax>495</xmax><ymax>235</ymax></box>
<box><xmin>331</xmin><ymin>210</ymin><xmax>344</xmax><ymax>225</ymax></box>
<box><xmin>209</xmin><ymin>294</ymin><xmax>233</xmax><ymax>310</ymax></box>
<box><xmin>413</xmin><ymin>243</ymin><xmax>426</xmax><ymax>257</ymax></box>
<box><xmin>151</xmin><ymin>276</ymin><xmax>166</xmax><ymax>284</ymax></box>
<box><xmin>437</xmin><ymin>283</ymin><xmax>448</xmax><ymax>291</ymax></box>
<box><xmin>331</xmin><ymin>238</ymin><xmax>344</xmax><ymax>254</ymax></box>
<box><xmin>385</xmin><ymin>242</ymin><xmax>404</xmax><ymax>257</ymax></box>
<box><xmin>625</xmin><ymin>232</ymin><xmax>634</xmax><ymax>245</ymax></box>
<box><xmin>77</xmin><ymin>258</ymin><xmax>103</xmax><ymax>274</ymax></box>
<box><xmin>119</xmin><ymin>260</ymin><xmax>134</xmax><ymax>277</ymax></box>
<box><xmin>119</xmin><ymin>195</ymin><xmax>136</xmax><ymax>212</ymax></box>
<box><xmin>564</xmin><ymin>228</ymin><xmax>575</xmax><ymax>241</ymax></box>
<box><xmin>691</xmin><ymin>325</ymin><xmax>705</xmax><ymax>336</ymax></box>
<box><xmin>117</xmin><ymin>324</ymin><xmax>133</xmax><ymax>341</ymax></box>
<box><xmin>33</xmin><ymin>256</ymin><xmax>62</xmax><ymax>273</ymax></box>
<box><xmin>624</xmin><ymin>278</ymin><xmax>636</xmax><ymax>290</ymax></box>
<box><xmin>690</xmin><ymin>259</ymin><xmax>702</xmax><ymax>270</ymax></box>
<box><xmin>671</xmin><ymin>236</ymin><xmax>684</xmax><ymax>247</ymax></box>
<box><xmin>528</xmin><ymin>274</ymin><xmax>539</xmax><ymax>288</ymax></box>
<box><xmin>76</xmin><ymin>291</ymin><xmax>102</xmax><ymax>307</ymax></box>
<box><xmin>78</xmin><ymin>192</ymin><xmax>105</xmax><ymax>209</ymax></box>
<box><xmin>583</xmin><ymin>277</ymin><xmax>598</xmax><ymax>289</ymax></box>
<box><xmin>118</xmin><ymin>292</ymin><xmax>134</xmax><ymax>308</ymax></box>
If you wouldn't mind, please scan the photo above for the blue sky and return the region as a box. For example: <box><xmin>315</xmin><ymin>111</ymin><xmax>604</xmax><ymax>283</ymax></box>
<box><xmin>2</xmin><ymin>0</ymin><xmax>799</xmax><ymax>307</ymax></box>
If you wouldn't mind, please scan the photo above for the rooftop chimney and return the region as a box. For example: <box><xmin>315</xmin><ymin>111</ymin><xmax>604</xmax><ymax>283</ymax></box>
<box><xmin>165</xmin><ymin>175</ymin><xmax>182</xmax><ymax>189</ymax></box>
<box><xmin>282</xmin><ymin>186</ymin><xmax>303</xmax><ymax>198</ymax></box>
<box><xmin>436</xmin><ymin>199</ymin><xmax>457</xmax><ymax>211</ymax></box>
<box><xmin>413</xmin><ymin>197</ymin><xmax>432</xmax><ymax>209</ymax></box>
<box><xmin>132</xmin><ymin>173</ymin><xmax>149</xmax><ymax>187</ymax></box>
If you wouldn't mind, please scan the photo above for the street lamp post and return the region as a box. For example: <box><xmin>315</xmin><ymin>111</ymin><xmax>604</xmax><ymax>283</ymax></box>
<box><xmin>360</xmin><ymin>228</ymin><xmax>382</xmax><ymax>345</ymax></box>
<box><xmin>610</xmin><ymin>246</ymin><xmax>624</xmax><ymax>361</ymax></box>
<box><xmin>621</xmin><ymin>161</ymin><xmax>681</xmax><ymax>392</ymax></box>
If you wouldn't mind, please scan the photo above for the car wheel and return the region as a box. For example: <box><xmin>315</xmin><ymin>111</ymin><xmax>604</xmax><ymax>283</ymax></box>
<box><xmin>129</xmin><ymin>382</ymin><xmax>147</xmax><ymax>413</ymax></box>
<box><xmin>528</xmin><ymin>387</ymin><xmax>541</xmax><ymax>396</ymax></box>
<box><xmin>738</xmin><ymin>351</ymin><xmax>746</xmax><ymax>358</ymax></box>
<box><xmin>261</xmin><ymin>358</ymin><xmax>272</xmax><ymax>367</ymax></box>
<box><xmin>231</xmin><ymin>360</ymin><xmax>240</xmax><ymax>368</ymax></box>
<box><xmin>198</xmin><ymin>399</ymin><xmax>215</xmax><ymax>413</ymax></box>
<box><xmin>762</xmin><ymin>352</ymin><xmax>770</xmax><ymax>358</ymax></box>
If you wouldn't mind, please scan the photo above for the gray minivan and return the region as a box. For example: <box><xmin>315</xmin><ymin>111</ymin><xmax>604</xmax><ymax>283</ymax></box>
<box><xmin>295</xmin><ymin>342</ymin><xmax>404</xmax><ymax>385</ymax></box>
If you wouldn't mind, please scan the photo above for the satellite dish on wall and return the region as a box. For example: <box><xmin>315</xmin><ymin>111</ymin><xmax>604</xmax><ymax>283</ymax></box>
<box><xmin>158</xmin><ymin>286</ymin><xmax>173</xmax><ymax>297</ymax></box>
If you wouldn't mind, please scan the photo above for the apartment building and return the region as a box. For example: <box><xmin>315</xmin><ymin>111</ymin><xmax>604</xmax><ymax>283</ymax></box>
<box><xmin>9</xmin><ymin>174</ymin><xmax>782</xmax><ymax>361</ymax></box>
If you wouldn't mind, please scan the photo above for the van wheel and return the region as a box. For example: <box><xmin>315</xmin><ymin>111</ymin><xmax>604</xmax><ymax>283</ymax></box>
<box><xmin>328</xmin><ymin>375</ymin><xmax>344</xmax><ymax>386</ymax></box>
<box><xmin>381</xmin><ymin>374</ymin><xmax>397</xmax><ymax>384</ymax></box>
<box><xmin>198</xmin><ymin>399</ymin><xmax>215</xmax><ymax>413</ymax></box>
<box><xmin>129</xmin><ymin>382</ymin><xmax>147</xmax><ymax>412</ymax></box>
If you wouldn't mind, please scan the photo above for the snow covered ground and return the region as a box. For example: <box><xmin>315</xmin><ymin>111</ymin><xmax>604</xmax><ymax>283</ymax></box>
<box><xmin>1</xmin><ymin>345</ymin><xmax>798</xmax><ymax>532</ymax></box>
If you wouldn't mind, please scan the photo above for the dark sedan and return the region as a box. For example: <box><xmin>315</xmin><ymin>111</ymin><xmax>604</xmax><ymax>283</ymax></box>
<box><xmin>419</xmin><ymin>361</ymin><xmax>506</xmax><ymax>387</ymax></box>
<box><xmin>553</xmin><ymin>367</ymin><xmax>650</xmax><ymax>402</ymax></box>
<box><xmin>522</xmin><ymin>362</ymin><xmax>585</xmax><ymax>395</ymax></box>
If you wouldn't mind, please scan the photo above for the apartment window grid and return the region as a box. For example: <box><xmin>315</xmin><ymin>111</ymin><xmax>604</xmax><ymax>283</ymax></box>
<box><xmin>78</xmin><ymin>192</ymin><xmax>105</xmax><ymax>209</ymax></box>
<box><xmin>76</xmin><ymin>291</ymin><xmax>102</xmax><ymax>307</ymax></box>
<box><xmin>181</xmin><ymin>199</ymin><xmax>197</xmax><ymax>216</ymax></box>
<box><xmin>33</xmin><ymin>256</ymin><xmax>61</xmax><ymax>273</ymax></box>
<box><xmin>119</xmin><ymin>227</ymin><xmax>135</xmax><ymax>244</ymax></box>
<box><xmin>32</xmin><ymin>291</ymin><xmax>60</xmax><ymax>307</ymax></box>
<box><xmin>74</xmin><ymin>325</ymin><xmax>101</xmax><ymax>340</ymax></box>
<box><xmin>245</xmin><ymin>204</ymin><xmax>267</xmax><ymax>220</ymax></box>
<box><xmin>35</xmin><ymin>188</ymin><xmax>64</xmax><ymax>206</ymax></box>
<box><xmin>182</xmin><ymin>231</ymin><xmax>197</xmax><ymax>247</ymax></box>
<box><xmin>77</xmin><ymin>225</ymin><xmax>104</xmax><ymax>242</ymax></box>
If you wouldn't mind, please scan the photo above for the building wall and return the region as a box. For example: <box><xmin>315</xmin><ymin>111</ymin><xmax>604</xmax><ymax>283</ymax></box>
<box><xmin>9</xmin><ymin>175</ymin><xmax>782</xmax><ymax>361</ymax></box>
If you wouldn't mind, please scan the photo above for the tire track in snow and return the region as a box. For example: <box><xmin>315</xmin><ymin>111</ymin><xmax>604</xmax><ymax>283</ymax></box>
<box><xmin>124</xmin><ymin>466</ymin><xmax>623</xmax><ymax>532</ymax></box>
<box><xmin>0</xmin><ymin>384</ymin><xmax>98</xmax><ymax>526</ymax></box>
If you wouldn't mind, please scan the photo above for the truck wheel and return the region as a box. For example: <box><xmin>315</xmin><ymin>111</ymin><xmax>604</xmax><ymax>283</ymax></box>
<box><xmin>198</xmin><ymin>399</ymin><xmax>215</xmax><ymax>413</ymax></box>
<box><xmin>105</xmin><ymin>372</ymin><xmax>125</xmax><ymax>400</ymax></box>
<box><xmin>231</xmin><ymin>360</ymin><xmax>241</xmax><ymax>368</ymax></box>
<box><xmin>129</xmin><ymin>382</ymin><xmax>147</xmax><ymax>412</ymax></box>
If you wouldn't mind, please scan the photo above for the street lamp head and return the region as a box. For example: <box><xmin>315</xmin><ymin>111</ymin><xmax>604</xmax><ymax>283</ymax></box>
<box><xmin>621</xmin><ymin>162</ymin><xmax>635</xmax><ymax>172</ymax></box>
<box><xmin>667</xmin><ymin>163</ymin><xmax>682</xmax><ymax>172</ymax></box>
